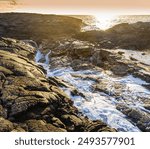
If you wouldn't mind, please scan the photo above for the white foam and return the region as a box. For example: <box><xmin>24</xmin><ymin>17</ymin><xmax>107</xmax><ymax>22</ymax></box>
<box><xmin>35</xmin><ymin>50</ymin><xmax>150</xmax><ymax>132</ymax></box>
<box><xmin>45</xmin><ymin>50</ymin><xmax>51</xmax><ymax>64</ymax></box>
<box><xmin>35</xmin><ymin>50</ymin><xmax>44</xmax><ymax>63</ymax></box>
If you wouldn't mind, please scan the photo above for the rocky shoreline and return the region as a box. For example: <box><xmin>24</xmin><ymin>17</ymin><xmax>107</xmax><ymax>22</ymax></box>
<box><xmin>0</xmin><ymin>37</ymin><xmax>116</xmax><ymax>132</ymax></box>
<box><xmin>0</xmin><ymin>13</ymin><xmax>150</xmax><ymax>132</ymax></box>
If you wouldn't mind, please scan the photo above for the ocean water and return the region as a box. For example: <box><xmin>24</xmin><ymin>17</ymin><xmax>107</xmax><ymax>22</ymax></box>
<box><xmin>1</xmin><ymin>1</ymin><xmax>150</xmax><ymax>30</ymax></box>
<box><xmin>33</xmin><ymin>14</ymin><xmax>150</xmax><ymax>132</ymax></box>
<box><xmin>1</xmin><ymin>3</ymin><xmax>150</xmax><ymax>131</ymax></box>
<box><xmin>77</xmin><ymin>15</ymin><xmax>150</xmax><ymax>30</ymax></box>
<box><xmin>35</xmin><ymin>50</ymin><xmax>150</xmax><ymax>132</ymax></box>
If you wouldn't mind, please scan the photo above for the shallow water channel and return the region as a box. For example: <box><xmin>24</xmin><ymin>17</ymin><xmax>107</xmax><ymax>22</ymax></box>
<box><xmin>35</xmin><ymin>50</ymin><xmax>150</xmax><ymax>132</ymax></box>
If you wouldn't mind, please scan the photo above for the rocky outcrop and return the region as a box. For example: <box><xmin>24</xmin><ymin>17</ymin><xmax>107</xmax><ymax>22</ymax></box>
<box><xmin>116</xmin><ymin>104</ymin><xmax>150</xmax><ymax>132</ymax></box>
<box><xmin>1</xmin><ymin>13</ymin><xmax>150</xmax><ymax>50</ymax></box>
<box><xmin>0</xmin><ymin>13</ymin><xmax>150</xmax><ymax>132</ymax></box>
<box><xmin>0</xmin><ymin>13</ymin><xmax>82</xmax><ymax>42</ymax></box>
<box><xmin>0</xmin><ymin>37</ymin><xmax>116</xmax><ymax>132</ymax></box>
<box><xmin>76</xmin><ymin>22</ymin><xmax>150</xmax><ymax>50</ymax></box>
<box><xmin>90</xmin><ymin>49</ymin><xmax>150</xmax><ymax>80</ymax></box>
<box><xmin>45</xmin><ymin>39</ymin><xmax>150</xmax><ymax>82</ymax></box>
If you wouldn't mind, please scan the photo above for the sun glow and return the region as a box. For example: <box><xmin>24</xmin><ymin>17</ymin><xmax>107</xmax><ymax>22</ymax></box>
<box><xmin>94</xmin><ymin>14</ymin><xmax>117</xmax><ymax>30</ymax></box>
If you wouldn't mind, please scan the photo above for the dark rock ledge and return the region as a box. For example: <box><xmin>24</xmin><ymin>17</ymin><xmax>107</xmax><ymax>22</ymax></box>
<box><xmin>0</xmin><ymin>37</ymin><xmax>116</xmax><ymax>132</ymax></box>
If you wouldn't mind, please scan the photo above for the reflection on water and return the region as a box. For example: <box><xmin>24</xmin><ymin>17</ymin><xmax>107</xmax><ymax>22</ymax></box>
<box><xmin>82</xmin><ymin>15</ymin><xmax>150</xmax><ymax>30</ymax></box>
<box><xmin>94</xmin><ymin>14</ymin><xmax>117</xmax><ymax>30</ymax></box>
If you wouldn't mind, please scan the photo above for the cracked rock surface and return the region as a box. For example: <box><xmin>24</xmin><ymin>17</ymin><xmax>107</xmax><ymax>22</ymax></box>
<box><xmin>0</xmin><ymin>37</ymin><xmax>116</xmax><ymax>132</ymax></box>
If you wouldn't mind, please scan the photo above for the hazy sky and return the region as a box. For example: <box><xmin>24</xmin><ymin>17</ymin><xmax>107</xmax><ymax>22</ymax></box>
<box><xmin>1</xmin><ymin>0</ymin><xmax>150</xmax><ymax>14</ymax></box>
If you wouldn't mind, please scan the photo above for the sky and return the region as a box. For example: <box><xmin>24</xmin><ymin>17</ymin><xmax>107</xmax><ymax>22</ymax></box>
<box><xmin>0</xmin><ymin>0</ymin><xmax>150</xmax><ymax>14</ymax></box>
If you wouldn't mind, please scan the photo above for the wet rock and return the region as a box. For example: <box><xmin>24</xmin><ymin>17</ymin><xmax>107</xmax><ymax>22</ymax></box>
<box><xmin>69</xmin><ymin>45</ymin><xmax>94</xmax><ymax>59</ymax></box>
<box><xmin>48</xmin><ymin>77</ymin><xmax>71</xmax><ymax>88</ymax></box>
<box><xmin>48</xmin><ymin>77</ymin><xmax>85</xmax><ymax>97</ymax></box>
<box><xmin>91</xmin><ymin>49</ymin><xmax>124</xmax><ymax>73</ymax></box>
<box><xmin>71</xmin><ymin>61</ymin><xmax>94</xmax><ymax>71</ymax></box>
<box><xmin>0</xmin><ymin>37</ymin><xmax>35</xmax><ymax>59</ymax></box>
<box><xmin>71</xmin><ymin>73</ymin><xmax>100</xmax><ymax>82</ymax></box>
<box><xmin>0</xmin><ymin>37</ymin><xmax>115</xmax><ymax>132</ymax></box>
<box><xmin>116</xmin><ymin>104</ymin><xmax>150</xmax><ymax>132</ymax></box>
<box><xmin>111</xmin><ymin>63</ymin><xmax>129</xmax><ymax>76</ymax></box>
<box><xmin>143</xmin><ymin>104</ymin><xmax>150</xmax><ymax>110</ymax></box>
<box><xmin>118</xmin><ymin>51</ymin><xmax>125</xmax><ymax>55</ymax></box>
<box><xmin>90</xmin><ymin>48</ymin><xmax>150</xmax><ymax>82</ymax></box>
<box><xmin>93</xmin><ymin>79</ymin><xmax>125</xmax><ymax>97</ymax></box>
<box><xmin>134</xmin><ymin>70</ymin><xmax>150</xmax><ymax>83</ymax></box>
<box><xmin>50</xmin><ymin>56</ymin><xmax>71</xmax><ymax>69</ymax></box>
<box><xmin>130</xmin><ymin>57</ymin><xmax>138</xmax><ymax>61</ymax></box>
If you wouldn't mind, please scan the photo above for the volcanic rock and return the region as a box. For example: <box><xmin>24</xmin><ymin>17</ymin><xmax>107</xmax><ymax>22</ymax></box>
<box><xmin>0</xmin><ymin>37</ymin><xmax>116</xmax><ymax>132</ymax></box>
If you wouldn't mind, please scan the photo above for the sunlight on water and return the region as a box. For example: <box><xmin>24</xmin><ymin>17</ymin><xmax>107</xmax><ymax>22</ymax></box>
<box><xmin>94</xmin><ymin>14</ymin><xmax>117</xmax><ymax>30</ymax></box>
<box><xmin>83</xmin><ymin>15</ymin><xmax>150</xmax><ymax>30</ymax></box>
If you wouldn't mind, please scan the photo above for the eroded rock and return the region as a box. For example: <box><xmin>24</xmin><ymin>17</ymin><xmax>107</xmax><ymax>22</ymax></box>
<box><xmin>0</xmin><ymin>37</ymin><xmax>115</xmax><ymax>132</ymax></box>
<box><xmin>116</xmin><ymin>104</ymin><xmax>150</xmax><ymax>132</ymax></box>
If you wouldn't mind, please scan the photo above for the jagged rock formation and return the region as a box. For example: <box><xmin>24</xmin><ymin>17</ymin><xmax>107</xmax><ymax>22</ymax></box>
<box><xmin>0</xmin><ymin>37</ymin><xmax>116</xmax><ymax>132</ymax></box>
<box><xmin>0</xmin><ymin>13</ymin><xmax>150</xmax><ymax>132</ymax></box>
<box><xmin>116</xmin><ymin>104</ymin><xmax>150</xmax><ymax>131</ymax></box>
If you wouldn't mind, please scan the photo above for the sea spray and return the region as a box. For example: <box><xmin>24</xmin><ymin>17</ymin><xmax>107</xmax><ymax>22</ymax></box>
<box><xmin>35</xmin><ymin>49</ymin><xmax>150</xmax><ymax>132</ymax></box>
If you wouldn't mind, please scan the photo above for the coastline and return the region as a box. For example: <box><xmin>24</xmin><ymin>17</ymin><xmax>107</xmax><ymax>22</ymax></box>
<box><xmin>0</xmin><ymin>13</ymin><xmax>150</xmax><ymax>132</ymax></box>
